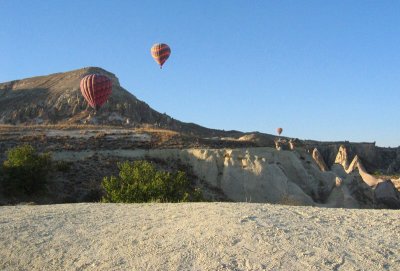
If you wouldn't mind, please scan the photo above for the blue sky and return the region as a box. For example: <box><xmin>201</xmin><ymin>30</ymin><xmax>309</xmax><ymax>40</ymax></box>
<box><xmin>0</xmin><ymin>1</ymin><xmax>399</xmax><ymax>147</ymax></box>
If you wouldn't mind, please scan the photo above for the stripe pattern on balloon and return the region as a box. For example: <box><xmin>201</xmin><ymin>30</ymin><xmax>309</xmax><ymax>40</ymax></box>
<box><xmin>151</xmin><ymin>43</ymin><xmax>171</xmax><ymax>68</ymax></box>
<box><xmin>80</xmin><ymin>74</ymin><xmax>112</xmax><ymax>110</ymax></box>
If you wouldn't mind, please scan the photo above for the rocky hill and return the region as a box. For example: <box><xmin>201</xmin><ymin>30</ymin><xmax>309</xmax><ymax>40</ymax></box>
<box><xmin>0</xmin><ymin>67</ymin><xmax>244</xmax><ymax>138</ymax></box>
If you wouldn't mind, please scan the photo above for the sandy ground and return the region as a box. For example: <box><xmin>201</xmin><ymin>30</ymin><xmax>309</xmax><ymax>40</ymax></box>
<box><xmin>0</xmin><ymin>203</ymin><xmax>399</xmax><ymax>271</ymax></box>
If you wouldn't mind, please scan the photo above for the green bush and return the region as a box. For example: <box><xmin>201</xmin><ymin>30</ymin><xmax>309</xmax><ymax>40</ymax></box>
<box><xmin>2</xmin><ymin>145</ymin><xmax>52</xmax><ymax>195</ymax></box>
<box><xmin>102</xmin><ymin>160</ymin><xmax>203</xmax><ymax>203</ymax></box>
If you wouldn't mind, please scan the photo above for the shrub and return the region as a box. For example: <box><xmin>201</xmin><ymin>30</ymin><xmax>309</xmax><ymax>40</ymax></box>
<box><xmin>2</xmin><ymin>145</ymin><xmax>51</xmax><ymax>195</ymax></box>
<box><xmin>102</xmin><ymin>160</ymin><xmax>203</xmax><ymax>203</ymax></box>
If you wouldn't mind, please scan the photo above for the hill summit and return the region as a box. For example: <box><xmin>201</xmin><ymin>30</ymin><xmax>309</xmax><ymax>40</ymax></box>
<box><xmin>0</xmin><ymin>67</ymin><xmax>210</xmax><ymax>134</ymax></box>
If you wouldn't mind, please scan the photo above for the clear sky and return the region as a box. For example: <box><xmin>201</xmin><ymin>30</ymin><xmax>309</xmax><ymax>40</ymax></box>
<box><xmin>1</xmin><ymin>1</ymin><xmax>399</xmax><ymax>147</ymax></box>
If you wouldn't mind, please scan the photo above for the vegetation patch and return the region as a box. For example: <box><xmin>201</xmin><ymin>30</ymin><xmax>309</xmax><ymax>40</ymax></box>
<box><xmin>1</xmin><ymin>144</ymin><xmax>52</xmax><ymax>196</ymax></box>
<box><xmin>102</xmin><ymin>160</ymin><xmax>203</xmax><ymax>203</ymax></box>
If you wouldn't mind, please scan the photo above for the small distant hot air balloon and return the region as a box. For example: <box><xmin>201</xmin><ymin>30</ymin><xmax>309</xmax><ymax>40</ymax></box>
<box><xmin>151</xmin><ymin>43</ymin><xmax>171</xmax><ymax>69</ymax></box>
<box><xmin>276</xmin><ymin>127</ymin><xmax>283</xmax><ymax>136</ymax></box>
<box><xmin>80</xmin><ymin>74</ymin><xmax>112</xmax><ymax>110</ymax></box>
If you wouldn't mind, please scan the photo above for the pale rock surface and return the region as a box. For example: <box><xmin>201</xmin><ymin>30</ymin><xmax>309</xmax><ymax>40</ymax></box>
<box><xmin>51</xmin><ymin>147</ymin><xmax>373</xmax><ymax>208</ymax></box>
<box><xmin>393</xmin><ymin>178</ymin><xmax>400</xmax><ymax>191</ymax></box>
<box><xmin>312</xmin><ymin>148</ymin><xmax>328</xmax><ymax>171</ymax></box>
<box><xmin>332</xmin><ymin>145</ymin><xmax>388</xmax><ymax>187</ymax></box>
<box><xmin>334</xmin><ymin>145</ymin><xmax>350</xmax><ymax>170</ymax></box>
<box><xmin>333</xmin><ymin>147</ymin><xmax>400</xmax><ymax>207</ymax></box>
<box><xmin>346</xmin><ymin>155</ymin><xmax>382</xmax><ymax>186</ymax></box>
<box><xmin>146</xmin><ymin>148</ymin><xmax>331</xmax><ymax>205</ymax></box>
<box><xmin>288</xmin><ymin>139</ymin><xmax>296</xmax><ymax>150</ymax></box>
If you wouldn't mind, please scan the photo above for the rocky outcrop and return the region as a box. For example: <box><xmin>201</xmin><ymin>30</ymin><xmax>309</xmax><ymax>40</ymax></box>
<box><xmin>386</xmin><ymin>148</ymin><xmax>400</xmax><ymax>174</ymax></box>
<box><xmin>333</xmin><ymin>146</ymin><xmax>383</xmax><ymax>186</ymax></box>
<box><xmin>393</xmin><ymin>178</ymin><xmax>400</xmax><ymax>191</ymax></box>
<box><xmin>162</xmin><ymin>146</ymin><xmax>386</xmax><ymax>208</ymax></box>
<box><xmin>274</xmin><ymin>139</ymin><xmax>291</xmax><ymax>151</ymax></box>
<box><xmin>374</xmin><ymin>180</ymin><xmax>400</xmax><ymax>209</ymax></box>
<box><xmin>48</xmin><ymin>146</ymin><xmax>379</xmax><ymax>208</ymax></box>
<box><xmin>334</xmin><ymin>145</ymin><xmax>350</xmax><ymax>170</ymax></box>
<box><xmin>306</xmin><ymin>141</ymin><xmax>400</xmax><ymax>176</ymax></box>
<box><xmin>0</xmin><ymin>67</ymin><xmax>166</xmax><ymax>127</ymax></box>
<box><xmin>288</xmin><ymin>139</ymin><xmax>296</xmax><ymax>150</ymax></box>
<box><xmin>1</xmin><ymin>130</ymin><xmax>393</xmax><ymax>208</ymax></box>
<box><xmin>312</xmin><ymin>148</ymin><xmax>328</xmax><ymax>171</ymax></box>
<box><xmin>329</xmin><ymin>145</ymin><xmax>400</xmax><ymax>208</ymax></box>
<box><xmin>0</xmin><ymin>67</ymin><xmax>230</xmax><ymax>138</ymax></box>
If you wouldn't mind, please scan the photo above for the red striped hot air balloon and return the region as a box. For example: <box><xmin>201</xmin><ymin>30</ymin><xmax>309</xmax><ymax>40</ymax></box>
<box><xmin>276</xmin><ymin>127</ymin><xmax>283</xmax><ymax>136</ymax></box>
<box><xmin>80</xmin><ymin>74</ymin><xmax>112</xmax><ymax>110</ymax></box>
<box><xmin>151</xmin><ymin>43</ymin><xmax>171</xmax><ymax>69</ymax></box>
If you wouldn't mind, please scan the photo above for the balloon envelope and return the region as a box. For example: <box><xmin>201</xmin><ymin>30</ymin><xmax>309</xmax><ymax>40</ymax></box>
<box><xmin>151</xmin><ymin>43</ymin><xmax>171</xmax><ymax>68</ymax></box>
<box><xmin>277</xmin><ymin>128</ymin><xmax>283</xmax><ymax>135</ymax></box>
<box><xmin>80</xmin><ymin>74</ymin><xmax>112</xmax><ymax>110</ymax></box>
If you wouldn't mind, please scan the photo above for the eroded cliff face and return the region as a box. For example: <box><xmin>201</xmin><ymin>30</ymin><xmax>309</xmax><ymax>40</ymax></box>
<box><xmin>136</xmin><ymin>146</ymin><xmax>397</xmax><ymax>208</ymax></box>
<box><xmin>317</xmin><ymin>144</ymin><xmax>400</xmax><ymax>206</ymax></box>
<box><xmin>53</xmin><ymin>146</ymin><xmax>378</xmax><ymax>208</ymax></box>
<box><xmin>312</xmin><ymin>148</ymin><xmax>328</xmax><ymax>172</ymax></box>
<box><xmin>306</xmin><ymin>141</ymin><xmax>400</xmax><ymax>175</ymax></box>
<box><xmin>1</xmin><ymin>136</ymin><xmax>398</xmax><ymax>208</ymax></box>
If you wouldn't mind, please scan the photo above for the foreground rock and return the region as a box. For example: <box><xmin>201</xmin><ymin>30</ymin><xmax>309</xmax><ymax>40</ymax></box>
<box><xmin>0</xmin><ymin>203</ymin><xmax>398</xmax><ymax>271</ymax></box>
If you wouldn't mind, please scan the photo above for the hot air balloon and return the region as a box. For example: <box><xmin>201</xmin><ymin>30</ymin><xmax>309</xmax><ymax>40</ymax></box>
<box><xmin>80</xmin><ymin>74</ymin><xmax>112</xmax><ymax>110</ymax></box>
<box><xmin>276</xmin><ymin>127</ymin><xmax>283</xmax><ymax>136</ymax></box>
<box><xmin>151</xmin><ymin>43</ymin><xmax>171</xmax><ymax>69</ymax></box>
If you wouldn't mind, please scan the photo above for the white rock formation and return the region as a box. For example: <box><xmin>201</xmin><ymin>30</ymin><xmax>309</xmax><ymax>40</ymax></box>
<box><xmin>48</xmin><ymin>140</ymin><xmax>395</xmax><ymax>208</ymax></box>
<box><xmin>52</xmin><ymin>146</ymin><xmax>374</xmax><ymax>208</ymax></box>
<box><xmin>334</xmin><ymin>145</ymin><xmax>350</xmax><ymax>170</ymax></box>
<box><xmin>312</xmin><ymin>148</ymin><xmax>328</xmax><ymax>171</ymax></box>
<box><xmin>288</xmin><ymin>139</ymin><xmax>295</xmax><ymax>150</ymax></box>
<box><xmin>347</xmin><ymin>155</ymin><xmax>382</xmax><ymax>186</ymax></box>
<box><xmin>334</xmin><ymin>145</ymin><xmax>382</xmax><ymax>187</ymax></box>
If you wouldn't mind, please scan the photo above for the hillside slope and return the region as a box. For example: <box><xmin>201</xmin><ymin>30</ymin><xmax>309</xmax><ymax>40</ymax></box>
<box><xmin>0</xmin><ymin>67</ymin><xmax>239</xmax><ymax>138</ymax></box>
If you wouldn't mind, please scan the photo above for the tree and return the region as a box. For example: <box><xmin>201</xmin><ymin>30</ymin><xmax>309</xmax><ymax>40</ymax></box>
<box><xmin>102</xmin><ymin>160</ymin><xmax>202</xmax><ymax>203</ymax></box>
<box><xmin>2</xmin><ymin>145</ymin><xmax>51</xmax><ymax>195</ymax></box>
